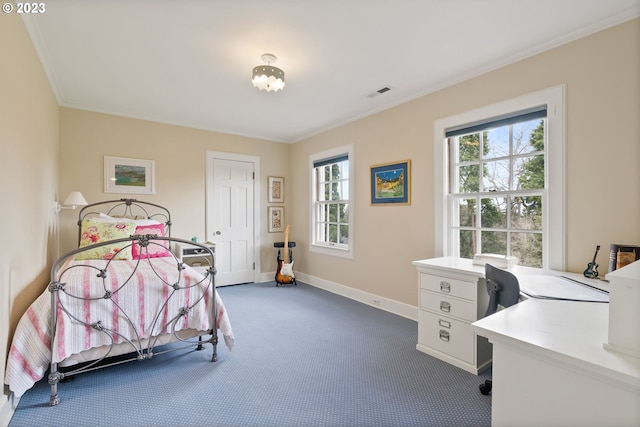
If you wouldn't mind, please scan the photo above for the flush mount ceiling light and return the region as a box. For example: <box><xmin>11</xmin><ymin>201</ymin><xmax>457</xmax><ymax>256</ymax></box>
<box><xmin>252</xmin><ymin>53</ymin><xmax>285</xmax><ymax>92</ymax></box>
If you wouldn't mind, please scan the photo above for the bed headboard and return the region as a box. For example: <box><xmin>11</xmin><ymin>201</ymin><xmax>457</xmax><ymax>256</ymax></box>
<box><xmin>77</xmin><ymin>198</ymin><xmax>172</xmax><ymax>244</ymax></box>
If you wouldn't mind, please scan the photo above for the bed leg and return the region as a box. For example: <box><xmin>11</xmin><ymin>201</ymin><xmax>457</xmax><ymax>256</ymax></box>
<box><xmin>49</xmin><ymin>393</ymin><xmax>60</xmax><ymax>407</ymax></box>
<box><xmin>196</xmin><ymin>335</ymin><xmax>204</xmax><ymax>351</ymax></box>
<box><xmin>210</xmin><ymin>332</ymin><xmax>218</xmax><ymax>362</ymax></box>
<box><xmin>48</xmin><ymin>370</ymin><xmax>63</xmax><ymax>406</ymax></box>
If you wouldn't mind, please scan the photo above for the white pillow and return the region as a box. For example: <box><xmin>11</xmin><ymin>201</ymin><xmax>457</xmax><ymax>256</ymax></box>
<box><xmin>91</xmin><ymin>213</ymin><xmax>162</xmax><ymax>226</ymax></box>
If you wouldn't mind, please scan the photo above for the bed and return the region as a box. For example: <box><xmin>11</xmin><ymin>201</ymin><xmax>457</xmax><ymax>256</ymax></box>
<box><xmin>5</xmin><ymin>199</ymin><xmax>234</xmax><ymax>406</ymax></box>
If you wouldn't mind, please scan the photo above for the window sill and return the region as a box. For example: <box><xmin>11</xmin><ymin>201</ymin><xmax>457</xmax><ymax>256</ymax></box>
<box><xmin>310</xmin><ymin>243</ymin><xmax>353</xmax><ymax>259</ymax></box>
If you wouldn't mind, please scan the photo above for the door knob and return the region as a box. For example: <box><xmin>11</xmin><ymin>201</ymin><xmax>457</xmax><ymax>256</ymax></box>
<box><xmin>215</xmin><ymin>231</ymin><xmax>221</xmax><ymax>235</ymax></box>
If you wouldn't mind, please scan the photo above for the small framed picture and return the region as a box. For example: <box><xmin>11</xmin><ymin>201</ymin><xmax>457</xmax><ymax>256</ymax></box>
<box><xmin>268</xmin><ymin>176</ymin><xmax>284</xmax><ymax>203</ymax></box>
<box><xmin>370</xmin><ymin>160</ymin><xmax>411</xmax><ymax>205</ymax></box>
<box><xmin>104</xmin><ymin>156</ymin><xmax>155</xmax><ymax>194</ymax></box>
<box><xmin>268</xmin><ymin>206</ymin><xmax>285</xmax><ymax>233</ymax></box>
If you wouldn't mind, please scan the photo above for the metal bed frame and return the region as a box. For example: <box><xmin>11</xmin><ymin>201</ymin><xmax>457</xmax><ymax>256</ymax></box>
<box><xmin>47</xmin><ymin>199</ymin><xmax>218</xmax><ymax>406</ymax></box>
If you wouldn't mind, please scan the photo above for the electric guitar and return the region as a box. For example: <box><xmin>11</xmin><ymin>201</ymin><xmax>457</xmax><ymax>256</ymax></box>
<box><xmin>275</xmin><ymin>224</ymin><xmax>295</xmax><ymax>284</ymax></box>
<box><xmin>583</xmin><ymin>245</ymin><xmax>600</xmax><ymax>279</ymax></box>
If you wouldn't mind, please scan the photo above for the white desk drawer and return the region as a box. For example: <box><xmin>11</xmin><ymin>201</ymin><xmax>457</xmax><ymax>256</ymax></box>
<box><xmin>420</xmin><ymin>273</ymin><xmax>476</xmax><ymax>301</ymax></box>
<box><xmin>418</xmin><ymin>310</ymin><xmax>474</xmax><ymax>364</ymax></box>
<box><xmin>420</xmin><ymin>290</ymin><xmax>477</xmax><ymax>322</ymax></box>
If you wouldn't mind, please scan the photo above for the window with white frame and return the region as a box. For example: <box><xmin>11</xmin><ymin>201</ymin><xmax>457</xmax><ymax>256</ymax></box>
<box><xmin>434</xmin><ymin>85</ymin><xmax>566</xmax><ymax>271</ymax></box>
<box><xmin>310</xmin><ymin>145</ymin><xmax>354</xmax><ymax>258</ymax></box>
<box><xmin>447</xmin><ymin>107</ymin><xmax>546</xmax><ymax>267</ymax></box>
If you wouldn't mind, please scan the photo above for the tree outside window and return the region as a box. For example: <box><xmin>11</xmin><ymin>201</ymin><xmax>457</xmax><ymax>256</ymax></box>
<box><xmin>451</xmin><ymin>118</ymin><xmax>545</xmax><ymax>267</ymax></box>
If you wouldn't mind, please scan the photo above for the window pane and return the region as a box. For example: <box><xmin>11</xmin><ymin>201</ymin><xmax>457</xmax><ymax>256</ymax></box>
<box><xmin>511</xmin><ymin>232</ymin><xmax>542</xmax><ymax>268</ymax></box>
<box><xmin>329</xmin><ymin>224</ymin><xmax>338</xmax><ymax>243</ymax></box>
<box><xmin>320</xmin><ymin>204</ymin><xmax>329</xmax><ymax>222</ymax></box>
<box><xmin>323</xmin><ymin>165</ymin><xmax>330</xmax><ymax>181</ymax></box>
<box><xmin>459</xmin><ymin>230</ymin><xmax>476</xmax><ymax>259</ymax></box>
<box><xmin>331</xmin><ymin>164</ymin><xmax>340</xmax><ymax>180</ymax></box>
<box><xmin>485</xmin><ymin>128</ymin><xmax>510</xmax><ymax>159</ymax></box>
<box><xmin>339</xmin><ymin>203</ymin><xmax>348</xmax><ymax>222</ymax></box>
<box><xmin>321</xmin><ymin>183</ymin><xmax>330</xmax><ymax>201</ymax></box>
<box><xmin>481</xmin><ymin>197</ymin><xmax>507</xmax><ymax>228</ymax></box>
<box><xmin>317</xmin><ymin>222</ymin><xmax>327</xmax><ymax>242</ymax></box>
<box><xmin>339</xmin><ymin>224</ymin><xmax>349</xmax><ymax>244</ymax></box>
<box><xmin>329</xmin><ymin>203</ymin><xmax>337</xmax><ymax>222</ymax></box>
<box><xmin>513</xmin><ymin>119</ymin><xmax>544</xmax><ymax>155</ymax></box>
<box><xmin>458</xmin><ymin>198</ymin><xmax>476</xmax><ymax>227</ymax></box>
<box><xmin>511</xmin><ymin>196</ymin><xmax>542</xmax><ymax>230</ymax></box>
<box><xmin>341</xmin><ymin>181</ymin><xmax>349</xmax><ymax>200</ymax></box>
<box><xmin>481</xmin><ymin>230</ymin><xmax>506</xmax><ymax>255</ymax></box>
<box><xmin>458</xmin><ymin>164</ymin><xmax>480</xmax><ymax>193</ymax></box>
<box><xmin>332</xmin><ymin>182</ymin><xmax>341</xmax><ymax>200</ymax></box>
<box><xmin>458</xmin><ymin>134</ymin><xmax>481</xmax><ymax>162</ymax></box>
<box><xmin>514</xmin><ymin>154</ymin><xmax>545</xmax><ymax>190</ymax></box>
<box><xmin>483</xmin><ymin>159</ymin><xmax>510</xmax><ymax>191</ymax></box>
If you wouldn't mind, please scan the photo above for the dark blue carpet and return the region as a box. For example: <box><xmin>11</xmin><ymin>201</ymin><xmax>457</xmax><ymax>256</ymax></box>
<box><xmin>9</xmin><ymin>282</ymin><xmax>491</xmax><ymax>427</ymax></box>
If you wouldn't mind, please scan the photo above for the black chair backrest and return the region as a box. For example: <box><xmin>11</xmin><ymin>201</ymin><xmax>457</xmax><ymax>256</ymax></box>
<box><xmin>484</xmin><ymin>263</ymin><xmax>520</xmax><ymax>317</ymax></box>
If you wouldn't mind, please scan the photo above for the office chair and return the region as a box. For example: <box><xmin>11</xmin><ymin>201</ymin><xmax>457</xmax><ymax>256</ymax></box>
<box><xmin>479</xmin><ymin>263</ymin><xmax>521</xmax><ymax>395</ymax></box>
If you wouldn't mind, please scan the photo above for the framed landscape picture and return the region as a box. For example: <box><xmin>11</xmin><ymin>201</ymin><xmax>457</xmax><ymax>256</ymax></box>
<box><xmin>104</xmin><ymin>156</ymin><xmax>155</xmax><ymax>194</ymax></box>
<box><xmin>370</xmin><ymin>160</ymin><xmax>410</xmax><ymax>205</ymax></box>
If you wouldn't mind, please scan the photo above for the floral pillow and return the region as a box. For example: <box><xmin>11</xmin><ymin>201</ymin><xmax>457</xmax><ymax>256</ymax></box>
<box><xmin>131</xmin><ymin>223</ymin><xmax>171</xmax><ymax>259</ymax></box>
<box><xmin>75</xmin><ymin>219</ymin><xmax>137</xmax><ymax>260</ymax></box>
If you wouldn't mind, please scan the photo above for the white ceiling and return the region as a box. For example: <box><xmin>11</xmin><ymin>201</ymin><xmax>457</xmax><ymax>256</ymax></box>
<box><xmin>23</xmin><ymin>0</ymin><xmax>640</xmax><ymax>143</ymax></box>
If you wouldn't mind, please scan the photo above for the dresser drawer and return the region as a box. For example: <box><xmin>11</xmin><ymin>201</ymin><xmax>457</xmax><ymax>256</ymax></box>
<box><xmin>420</xmin><ymin>290</ymin><xmax>477</xmax><ymax>322</ymax></box>
<box><xmin>420</xmin><ymin>273</ymin><xmax>476</xmax><ymax>301</ymax></box>
<box><xmin>418</xmin><ymin>310</ymin><xmax>474</xmax><ymax>365</ymax></box>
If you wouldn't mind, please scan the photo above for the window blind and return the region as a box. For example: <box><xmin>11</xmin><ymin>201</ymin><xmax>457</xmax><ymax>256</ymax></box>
<box><xmin>313</xmin><ymin>154</ymin><xmax>349</xmax><ymax>168</ymax></box>
<box><xmin>445</xmin><ymin>105</ymin><xmax>547</xmax><ymax>138</ymax></box>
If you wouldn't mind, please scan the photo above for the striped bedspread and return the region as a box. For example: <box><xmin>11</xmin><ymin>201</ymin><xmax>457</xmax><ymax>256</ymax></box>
<box><xmin>5</xmin><ymin>257</ymin><xmax>234</xmax><ymax>398</ymax></box>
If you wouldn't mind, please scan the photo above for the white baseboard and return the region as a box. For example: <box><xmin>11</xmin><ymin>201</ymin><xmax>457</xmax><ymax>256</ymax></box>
<box><xmin>259</xmin><ymin>271</ymin><xmax>418</xmax><ymax>321</ymax></box>
<box><xmin>0</xmin><ymin>391</ymin><xmax>19</xmax><ymax>427</ymax></box>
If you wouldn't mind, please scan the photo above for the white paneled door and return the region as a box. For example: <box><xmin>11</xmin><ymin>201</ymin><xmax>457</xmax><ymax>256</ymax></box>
<box><xmin>206</xmin><ymin>152</ymin><xmax>257</xmax><ymax>286</ymax></box>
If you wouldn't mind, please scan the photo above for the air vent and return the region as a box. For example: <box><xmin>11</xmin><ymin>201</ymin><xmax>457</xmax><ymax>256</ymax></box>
<box><xmin>366</xmin><ymin>87</ymin><xmax>392</xmax><ymax>98</ymax></box>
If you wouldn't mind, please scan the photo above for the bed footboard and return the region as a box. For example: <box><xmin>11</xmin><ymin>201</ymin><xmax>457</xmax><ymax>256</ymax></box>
<box><xmin>47</xmin><ymin>235</ymin><xmax>219</xmax><ymax>406</ymax></box>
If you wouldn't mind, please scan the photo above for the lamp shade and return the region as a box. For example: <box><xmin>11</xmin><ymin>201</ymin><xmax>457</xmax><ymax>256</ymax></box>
<box><xmin>63</xmin><ymin>191</ymin><xmax>88</xmax><ymax>207</ymax></box>
<box><xmin>252</xmin><ymin>53</ymin><xmax>285</xmax><ymax>92</ymax></box>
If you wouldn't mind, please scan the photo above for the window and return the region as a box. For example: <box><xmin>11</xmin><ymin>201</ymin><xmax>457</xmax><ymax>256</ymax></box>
<box><xmin>434</xmin><ymin>85</ymin><xmax>566</xmax><ymax>270</ymax></box>
<box><xmin>448</xmin><ymin>108</ymin><xmax>546</xmax><ymax>267</ymax></box>
<box><xmin>310</xmin><ymin>145</ymin><xmax>354</xmax><ymax>258</ymax></box>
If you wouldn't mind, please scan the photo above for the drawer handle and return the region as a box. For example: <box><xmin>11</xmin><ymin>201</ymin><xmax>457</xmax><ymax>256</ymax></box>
<box><xmin>440</xmin><ymin>301</ymin><xmax>451</xmax><ymax>313</ymax></box>
<box><xmin>438</xmin><ymin>319</ymin><xmax>451</xmax><ymax>329</ymax></box>
<box><xmin>440</xmin><ymin>281</ymin><xmax>451</xmax><ymax>293</ymax></box>
<box><xmin>439</xmin><ymin>330</ymin><xmax>450</xmax><ymax>342</ymax></box>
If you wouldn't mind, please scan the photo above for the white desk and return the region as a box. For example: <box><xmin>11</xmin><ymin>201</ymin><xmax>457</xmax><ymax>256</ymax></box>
<box><xmin>414</xmin><ymin>257</ymin><xmax>640</xmax><ymax>426</ymax></box>
<box><xmin>412</xmin><ymin>257</ymin><xmax>609</xmax><ymax>374</ymax></box>
<box><xmin>470</xmin><ymin>270</ymin><xmax>640</xmax><ymax>426</ymax></box>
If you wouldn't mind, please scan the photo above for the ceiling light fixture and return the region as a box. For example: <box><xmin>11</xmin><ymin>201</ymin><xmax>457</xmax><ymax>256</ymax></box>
<box><xmin>252</xmin><ymin>53</ymin><xmax>285</xmax><ymax>92</ymax></box>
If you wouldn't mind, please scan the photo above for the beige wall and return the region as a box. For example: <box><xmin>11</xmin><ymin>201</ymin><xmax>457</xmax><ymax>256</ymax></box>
<box><xmin>289</xmin><ymin>18</ymin><xmax>640</xmax><ymax>307</ymax></box>
<box><xmin>1</xmin><ymin>13</ymin><xmax>59</xmax><ymax>422</ymax></box>
<box><xmin>58</xmin><ymin>108</ymin><xmax>290</xmax><ymax>272</ymax></box>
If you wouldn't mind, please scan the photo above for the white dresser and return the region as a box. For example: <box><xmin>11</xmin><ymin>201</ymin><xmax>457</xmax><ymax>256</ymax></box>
<box><xmin>413</xmin><ymin>257</ymin><xmax>491</xmax><ymax>374</ymax></box>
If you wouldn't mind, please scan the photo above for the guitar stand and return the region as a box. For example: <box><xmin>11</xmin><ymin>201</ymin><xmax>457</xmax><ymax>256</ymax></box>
<box><xmin>274</xmin><ymin>241</ymin><xmax>297</xmax><ymax>286</ymax></box>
